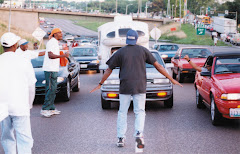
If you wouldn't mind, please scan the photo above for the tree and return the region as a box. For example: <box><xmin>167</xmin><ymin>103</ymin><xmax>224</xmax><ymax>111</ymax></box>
<box><xmin>0</xmin><ymin>0</ymin><xmax>4</xmax><ymax>4</ymax></box>
<box><xmin>148</xmin><ymin>0</ymin><xmax>164</xmax><ymax>16</ymax></box>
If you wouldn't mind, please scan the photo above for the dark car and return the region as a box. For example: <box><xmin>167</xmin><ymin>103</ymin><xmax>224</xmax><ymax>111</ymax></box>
<box><xmin>156</xmin><ymin>44</ymin><xmax>179</xmax><ymax>63</ymax></box>
<box><xmin>71</xmin><ymin>46</ymin><xmax>100</xmax><ymax>73</ymax></box>
<box><xmin>31</xmin><ymin>53</ymin><xmax>80</xmax><ymax>101</ymax></box>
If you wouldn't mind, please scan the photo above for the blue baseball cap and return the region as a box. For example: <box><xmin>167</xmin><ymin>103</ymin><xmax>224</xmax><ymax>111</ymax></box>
<box><xmin>126</xmin><ymin>30</ymin><xmax>138</xmax><ymax>45</ymax></box>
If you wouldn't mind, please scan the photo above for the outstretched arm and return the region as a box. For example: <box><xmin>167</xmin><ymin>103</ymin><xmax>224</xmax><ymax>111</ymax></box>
<box><xmin>48</xmin><ymin>51</ymin><xmax>69</xmax><ymax>59</ymax></box>
<box><xmin>153</xmin><ymin>62</ymin><xmax>183</xmax><ymax>87</ymax></box>
<box><xmin>90</xmin><ymin>68</ymin><xmax>113</xmax><ymax>93</ymax></box>
<box><xmin>184</xmin><ymin>55</ymin><xmax>202</xmax><ymax>72</ymax></box>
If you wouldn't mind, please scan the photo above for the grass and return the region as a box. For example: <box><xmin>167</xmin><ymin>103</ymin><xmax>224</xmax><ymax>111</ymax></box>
<box><xmin>73</xmin><ymin>20</ymin><xmax>106</xmax><ymax>32</ymax></box>
<box><xmin>161</xmin><ymin>24</ymin><xmax>228</xmax><ymax>46</ymax></box>
<box><xmin>0</xmin><ymin>46</ymin><xmax>3</xmax><ymax>54</ymax></box>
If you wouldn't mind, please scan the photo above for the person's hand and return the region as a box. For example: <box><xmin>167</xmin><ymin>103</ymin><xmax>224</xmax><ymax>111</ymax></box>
<box><xmin>184</xmin><ymin>55</ymin><xmax>190</xmax><ymax>61</ymax></box>
<box><xmin>90</xmin><ymin>84</ymin><xmax>101</xmax><ymax>93</ymax></box>
<box><xmin>171</xmin><ymin>79</ymin><xmax>183</xmax><ymax>87</ymax></box>
<box><xmin>64</xmin><ymin>52</ymin><xmax>69</xmax><ymax>58</ymax></box>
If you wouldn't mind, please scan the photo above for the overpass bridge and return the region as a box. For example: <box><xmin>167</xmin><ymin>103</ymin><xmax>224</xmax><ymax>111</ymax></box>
<box><xmin>0</xmin><ymin>8</ymin><xmax>168</xmax><ymax>34</ymax></box>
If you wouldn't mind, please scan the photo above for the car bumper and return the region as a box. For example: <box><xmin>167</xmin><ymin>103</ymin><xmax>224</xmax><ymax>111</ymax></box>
<box><xmin>35</xmin><ymin>82</ymin><xmax>67</xmax><ymax>96</ymax></box>
<box><xmin>215</xmin><ymin>98</ymin><xmax>240</xmax><ymax>119</ymax></box>
<box><xmin>79</xmin><ymin>63</ymin><xmax>99</xmax><ymax>71</ymax></box>
<box><xmin>101</xmin><ymin>84</ymin><xmax>173</xmax><ymax>102</ymax></box>
<box><xmin>162</xmin><ymin>57</ymin><xmax>173</xmax><ymax>63</ymax></box>
<box><xmin>180</xmin><ymin>68</ymin><xmax>196</xmax><ymax>76</ymax></box>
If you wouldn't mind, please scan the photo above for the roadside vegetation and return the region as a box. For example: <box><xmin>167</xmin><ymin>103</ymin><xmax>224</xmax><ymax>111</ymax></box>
<box><xmin>160</xmin><ymin>24</ymin><xmax>228</xmax><ymax>46</ymax></box>
<box><xmin>73</xmin><ymin>20</ymin><xmax>106</xmax><ymax>32</ymax></box>
<box><xmin>0</xmin><ymin>20</ymin><xmax>40</xmax><ymax>55</ymax></box>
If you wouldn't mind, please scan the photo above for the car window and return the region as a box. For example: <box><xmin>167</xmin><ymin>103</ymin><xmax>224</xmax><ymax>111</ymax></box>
<box><xmin>146</xmin><ymin>52</ymin><xmax>164</xmax><ymax>68</ymax></box>
<box><xmin>119</xmin><ymin>28</ymin><xmax>132</xmax><ymax>37</ymax></box>
<box><xmin>107</xmin><ymin>31</ymin><xmax>115</xmax><ymax>38</ymax></box>
<box><xmin>72</xmin><ymin>48</ymin><xmax>97</xmax><ymax>57</ymax></box>
<box><xmin>181</xmin><ymin>48</ymin><xmax>211</xmax><ymax>58</ymax></box>
<box><xmin>214</xmin><ymin>56</ymin><xmax>240</xmax><ymax>74</ymax></box>
<box><xmin>158</xmin><ymin>45</ymin><xmax>179</xmax><ymax>52</ymax></box>
<box><xmin>31</xmin><ymin>56</ymin><xmax>44</xmax><ymax>68</ymax></box>
<box><xmin>137</xmin><ymin>30</ymin><xmax>145</xmax><ymax>37</ymax></box>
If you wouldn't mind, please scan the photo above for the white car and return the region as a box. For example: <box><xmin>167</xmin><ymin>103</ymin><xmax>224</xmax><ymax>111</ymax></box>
<box><xmin>63</xmin><ymin>35</ymin><xmax>74</xmax><ymax>42</ymax></box>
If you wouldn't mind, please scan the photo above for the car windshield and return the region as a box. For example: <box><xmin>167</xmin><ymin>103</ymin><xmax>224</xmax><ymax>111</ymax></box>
<box><xmin>181</xmin><ymin>48</ymin><xmax>211</xmax><ymax>58</ymax></box>
<box><xmin>72</xmin><ymin>48</ymin><xmax>97</xmax><ymax>57</ymax></box>
<box><xmin>214</xmin><ymin>56</ymin><xmax>240</xmax><ymax>74</ymax></box>
<box><xmin>158</xmin><ymin>45</ymin><xmax>179</xmax><ymax>52</ymax></box>
<box><xmin>146</xmin><ymin>52</ymin><xmax>164</xmax><ymax>68</ymax></box>
<box><xmin>31</xmin><ymin>56</ymin><xmax>44</xmax><ymax>68</ymax></box>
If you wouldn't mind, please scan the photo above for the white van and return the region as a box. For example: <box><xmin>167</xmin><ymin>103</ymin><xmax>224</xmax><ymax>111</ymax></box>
<box><xmin>98</xmin><ymin>15</ymin><xmax>149</xmax><ymax>70</ymax></box>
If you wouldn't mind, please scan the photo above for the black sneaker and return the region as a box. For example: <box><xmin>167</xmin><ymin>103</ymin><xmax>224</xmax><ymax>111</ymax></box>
<box><xmin>136</xmin><ymin>132</ymin><xmax>144</xmax><ymax>149</ymax></box>
<box><xmin>117</xmin><ymin>137</ymin><xmax>125</xmax><ymax>147</ymax></box>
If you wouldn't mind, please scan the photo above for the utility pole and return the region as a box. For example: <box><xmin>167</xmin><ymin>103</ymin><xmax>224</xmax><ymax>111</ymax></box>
<box><xmin>8</xmin><ymin>0</ymin><xmax>12</xmax><ymax>32</ymax></box>
<box><xmin>167</xmin><ymin>0</ymin><xmax>170</xmax><ymax>17</ymax></box>
<box><xmin>116</xmin><ymin>0</ymin><xmax>117</xmax><ymax>14</ymax></box>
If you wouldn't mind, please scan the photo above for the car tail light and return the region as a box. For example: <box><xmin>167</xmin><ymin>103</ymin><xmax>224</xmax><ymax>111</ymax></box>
<box><xmin>107</xmin><ymin>93</ymin><xmax>118</xmax><ymax>98</ymax></box>
<box><xmin>157</xmin><ymin>92</ymin><xmax>167</xmax><ymax>97</ymax></box>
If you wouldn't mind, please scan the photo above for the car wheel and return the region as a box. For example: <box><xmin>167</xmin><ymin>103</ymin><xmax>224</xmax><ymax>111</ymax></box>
<box><xmin>96</xmin><ymin>69</ymin><xmax>100</xmax><ymax>73</ymax></box>
<box><xmin>196</xmin><ymin>89</ymin><xmax>205</xmax><ymax>109</ymax></box>
<box><xmin>177</xmin><ymin>69</ymin><xmax>184</xmax><ymax>83</ymax></box>
<box><xmin>72</xmin><ymin>74</ymin><xmax>80</xmax><ymax>92</ymax></box>
<box><xmin>62</xmin><ymin>78</ymin><xmax>71</xmax><ymax>101</ymax></box>
<box><xmin>101</xmin><ymin>95</ymin><xmax>111</xmax><ymax>109</ymax></box>
<box><xmin>172</xmin><ymin>70</ymin><xmax>176</xmax><ymax>79</ymax></box>
<box><xmin>210</xmin><ymin>95</ymin><xmax>222</xmax><ymax>126</ymax></box>
<box><xmin>164</xmin><ymin>94</ymin><xmax>173</xmax><ymax>108</ymax></box>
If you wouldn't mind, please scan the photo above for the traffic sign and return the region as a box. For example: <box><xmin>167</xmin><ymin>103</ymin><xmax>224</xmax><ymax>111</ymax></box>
<box><xmin>32</xmin><ymin>27</ymin><xmax>46</xmax><ymax>41</ymax></box>
<box><xmin>197</xmin><ymin>28</ymin><xmax>205</xmax><ymax>35</ymax></box>
<box><xmin>150</xmin><ymin>27</ymin><xmax>161</xmax><ymax>40</ymax></box>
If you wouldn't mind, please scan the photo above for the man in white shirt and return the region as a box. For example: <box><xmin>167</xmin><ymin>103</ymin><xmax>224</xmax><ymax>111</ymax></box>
<box><xmin>15</xmin><ymin>39</ymin><xmax>45</xmax><ymax>61</ymax></box>
<box><xmin>41</xmin><ymin>28</ymin><xmax>69</xmax><ymax>118</ymax></box>
<box><xmin>0</xmin><ymin>32</ymin><xmax>36</xmax><ymax>154</ymax></box>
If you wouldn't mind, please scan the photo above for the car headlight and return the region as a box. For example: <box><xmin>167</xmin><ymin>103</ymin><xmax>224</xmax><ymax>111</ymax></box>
<box><xmin>104</xmin><ymin>80</ymin><xmax>120</xmax><ymax>85</ymax></box>
<box><xmin>153</xmin><ymin>79</ymin><xmax>170</xmax><ymax>84</ymax></box>
<box><xmin>161</xmin><ymin>54</ymin><xmax>168</xmax><ymax>59</ymax></box>
<box><xmin>221</xmin><ymin>94</ymin><xmax>240</xmax><ymax>100</ymax></box>
<box><xmin>91</xmin><ymin>60</ymin><xmax>99</xmax><ymax>64</ymax></box>
<box><xmin>41</xmin><ymin>77</ymin><xmax>65</xmax><ymax>84</ymax></box>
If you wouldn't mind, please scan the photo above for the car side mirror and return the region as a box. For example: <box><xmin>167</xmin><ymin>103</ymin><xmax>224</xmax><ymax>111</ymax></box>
<box><xmin>200</xmin><ymin>71</ymin><xmax>211</xmax><ymax>77</ymax></box>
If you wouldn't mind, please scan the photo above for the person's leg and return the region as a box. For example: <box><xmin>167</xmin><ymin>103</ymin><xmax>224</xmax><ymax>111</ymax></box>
<box><xmin>12</xmin><ymin>116</ymin><xmax>33</xmax><ymax>154</ymax></box>
<box><xmin>1</xmin><ymin>116</ymin><xmax>17</xmax><ymax>154</ymax></box>
<box><xmin>117</xmin><ymin>94</ymin><xmax>131</xmax><ymax>138</ymax></box>
<box><xmin>132</xmin><ymin>93</ymin><xmax>146</xmax><ymax>136</ymax></box>
<box><xmin>49</xmin><ymin>72</ymin><xmax>58</xmax><ymax>110</ymax></box>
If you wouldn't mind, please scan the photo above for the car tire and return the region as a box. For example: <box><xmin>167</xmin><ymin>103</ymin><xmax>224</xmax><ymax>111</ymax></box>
<box><xmin>196</xmin><ymin>89</ymin><xmax>205</xmax><ymax>109</ymax></box>
<box><xmin>96</xmin><ymin>69</ymin><xmax>100</xmax><ymax>73</ymax></box>
<box><xmin>101</xmin><ymin>95</ymin><xmax>111</xmax><ymax>109</ymax></box>
<box><xmin>210</xmin><ymin>95</ymin><xmax>222</xmax><ymax>126</ymax></box>
<box><xmin>72</xmin><ymin>74</ymin><xmax>80</xmax><ymax>92</ymax></box>
<box><xmin>62</xmin><ymin>78</ymin><xmax>71</xmax><ymax>101</ymax></box>
<box><xmin>177</xmin><ymin>69</ymin><xmax>184</xmax><ymax>83</ymax></box>
<box><xmin>164</xmin><ymin>94</ymin><xmax>173</xmax><ymax>108</ymax></box>
<box><xmin>172</xmin><ymin>70</ymin><xmax>176</xmax><ymax>79</ymax></box>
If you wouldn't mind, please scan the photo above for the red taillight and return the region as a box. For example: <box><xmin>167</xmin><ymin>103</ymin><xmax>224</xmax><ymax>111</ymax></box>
<box><xmin>107</xmin><ymin>93</ymin><xmax>118</xmax><ymax>98</ymax></box>
<box><xmin>157</xmin><ymin>92</ymin><xmax>167</xmax><ymax>97</ymax></box>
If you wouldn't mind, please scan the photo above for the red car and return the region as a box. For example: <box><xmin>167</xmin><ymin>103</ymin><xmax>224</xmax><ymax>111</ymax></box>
<box><xmin>195</xmin><ymin>51</ymin><xmax>240</xmax><ymax>125</ymax></box>
<box><xmin>171</xmin><ymin>47</ymin><xmax>212</xmax><ymax>83</ymax></box>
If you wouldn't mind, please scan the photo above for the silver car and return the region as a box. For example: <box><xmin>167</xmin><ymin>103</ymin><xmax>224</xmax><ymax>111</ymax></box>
<box><xmin>101</xmin><ymin>50</ymin><xmax>173</xmax><ymax>109</ymax></box>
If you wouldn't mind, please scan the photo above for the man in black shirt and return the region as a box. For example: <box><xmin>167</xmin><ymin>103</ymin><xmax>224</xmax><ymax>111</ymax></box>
<box><xmin>91</xmin><ymin>30</ymin><xmax>182</xmax><ymax>149</ymax></box>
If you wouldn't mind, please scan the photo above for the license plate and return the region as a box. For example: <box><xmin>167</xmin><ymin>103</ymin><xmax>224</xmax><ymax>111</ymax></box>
<box><xmin>229</xmin><ymin>108</ymin><xmax>240</xmax><ymax>117</ymax></box>
<box><xmin>81</xmin><ymin>64</ymin><xmax>88</xmax><ymax>68</ymax></box>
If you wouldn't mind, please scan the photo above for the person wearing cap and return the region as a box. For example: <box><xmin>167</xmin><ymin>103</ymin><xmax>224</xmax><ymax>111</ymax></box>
<box><xmin>41</xmin><ymin>28</ymin><xmax>69</xmax><ymax>118</ymax></box>
<box><xmin>0</xmin><ymin>32</ymin><xmax>36</xmax><ymax>153</ymax></box>
<box><xmin>33</xmin><ymin>42</ymin><xmax>38</xmax><ymax>50</ymax></box>
<box><xmin>16</xmin><ymin>39</ymin><xmax>45</xmax><ymax>61</ymax></box>
<box><xmin>90</xmin><ymin>30</ymin><xmax>182</xmax><ymax>149</ymax></box>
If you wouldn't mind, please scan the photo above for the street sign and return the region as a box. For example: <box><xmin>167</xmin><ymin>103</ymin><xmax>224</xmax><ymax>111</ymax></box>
<box><xmin>32</xmin><ymin>27</ymin><xmax>46</xmax><ymax>41</ymax></box>
<box><xmin>197</xmin><ymin>28</ymin><xmax>205</xmax><ymax>35</ymax></box>
<box><xmin>210</xmin><ymin>11</ymin><xmax>214</xmax><ymax>14</ymax></box>
<box><xmin>208</xmin><ymin>7</ymin><xmax>210</xmax><ymax>12</ymax></box>
<box><xmin>225</xmin><ymin>10</ymin><xmax>229</xmax><ymax>15</ymax></box>
<box><xmin>150</xmin><ymin>27</ymin><xmax>161</xmax><ymax>41</ymax></box>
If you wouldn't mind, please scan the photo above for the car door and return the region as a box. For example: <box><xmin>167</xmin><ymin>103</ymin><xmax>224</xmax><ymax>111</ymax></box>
<box><xmin>67</xmin><ymin>56</ymin><xmax>79</xmax><ymax>86</ymax></box>
<box><xmin>171</xmin><ymin>49</ymin><xmax>181</xmax><ymax>74</ymax></box>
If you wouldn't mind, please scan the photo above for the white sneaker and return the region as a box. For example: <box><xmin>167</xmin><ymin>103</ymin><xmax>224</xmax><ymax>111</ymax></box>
<box><xmin>117</xmin><ymin>137</ymin><xmax>125</xmax><ymax>147</ymax></box>
<box><xmin>51</xmin><ymin>109</ymin><xmax>61</xmax><ymax>115</ymax></box>
<box><xmin>40</xmin><ymin>110</ymin><xmax>52</xmax><ymax>118</ymax></box>
<box><xmin>136</xmin><ymin>132</ymin><xmax>144</xmax><ymax>149</ymax></box>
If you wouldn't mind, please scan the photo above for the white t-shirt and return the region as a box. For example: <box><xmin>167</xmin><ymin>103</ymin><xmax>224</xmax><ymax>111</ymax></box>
<box><xmin>42</xmin><ymin>37</ymin><xmax>60</xmax><ymax>72</ymax></box>
<box><xmin>214</xmin><ymin>37</ymin><xmax>218</xmax><ymax>44</ymax></box>
<box><xmin>0</xmin><ymin>52</ymin><xmax>36</xmax><ymax>116</ymax></box>
<box><xmin>15</xmin><ymin>47</ymin><xmax>39</xmax><ymax>61</ymax></box>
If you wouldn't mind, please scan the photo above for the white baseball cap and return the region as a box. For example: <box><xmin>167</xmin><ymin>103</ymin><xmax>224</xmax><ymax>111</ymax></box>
<box><xmin>18</xmin><ymin>39</ymin><xmax>29</xmax><ymax>46</ymax></box>
<box><xmin>1</xmin><ymin>32</ymin><xmax>21</xmax><ymax>47</ymax></box>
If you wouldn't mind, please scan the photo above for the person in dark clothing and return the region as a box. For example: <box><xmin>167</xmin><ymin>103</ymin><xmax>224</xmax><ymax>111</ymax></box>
<box><xmin>90</xmin><ymin>30</ymin><xmax>182</xmax><ymax>150</ymax></box>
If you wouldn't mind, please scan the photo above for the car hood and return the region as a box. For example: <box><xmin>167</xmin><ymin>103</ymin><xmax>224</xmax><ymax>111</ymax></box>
<box><xmin>179</xmin><ymin>58</ymin><xmax>206</xmax><ymax>69</ymax></box>
<box><xmin>107</xmin><ymin>68</ymin><xmax>167</xmax><ymax>80</ymax></box>
<box><xmin>213</xmin><ymin>73</ymin><xmax>240</xmax><ymax>93</ymax></box>
<box><xmin>74</xmin><ymin>56</ymin><xmax>98</xmax><ymax>62</ymax></box>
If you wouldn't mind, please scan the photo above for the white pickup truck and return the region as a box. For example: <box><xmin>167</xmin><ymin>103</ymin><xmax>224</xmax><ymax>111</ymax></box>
<box><xmin>212</xmin><ymin>17</ymin><xmax>237</xmax><ymax>35</ymax></box>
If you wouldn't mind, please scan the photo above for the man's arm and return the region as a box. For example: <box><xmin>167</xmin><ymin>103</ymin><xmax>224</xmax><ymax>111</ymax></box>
<box><xmin>90</xmin><ymin>68</ymin><xmax>113</xmax><ymax>93</ymax></box>
<box><xmin>38</xmin><ymin>51</ymin><xmax>45</xmax><ymax>56</ymax></box>
<box><xmin>153</xmin><ymin>62</ymin><xmax>183</xmax><ymax>87</ymax></box>
<box><xmin>184</xmin><ymin>55</ymin><xmax>202</xmax><ymax>72</ymax></box>
<box><xmin>48</xmin><ymin>51</ymin><xmax>69</xmax><ymax>59</ymax></box>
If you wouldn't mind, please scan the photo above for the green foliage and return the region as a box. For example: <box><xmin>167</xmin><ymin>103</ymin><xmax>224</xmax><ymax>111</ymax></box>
<box><xmin>73</xmin><ymin>20</ymin><xmax>106</xmax><ymax>32</ymax></box>
<box><xmin>0</xmin><ymin>46</ymin><xmax>3</xmax><ymax>55</ymax></box>
<box><xmin>0</xmin><ymin>0</ymin><xmax>3</xmax><ymax>4</ymax></box>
